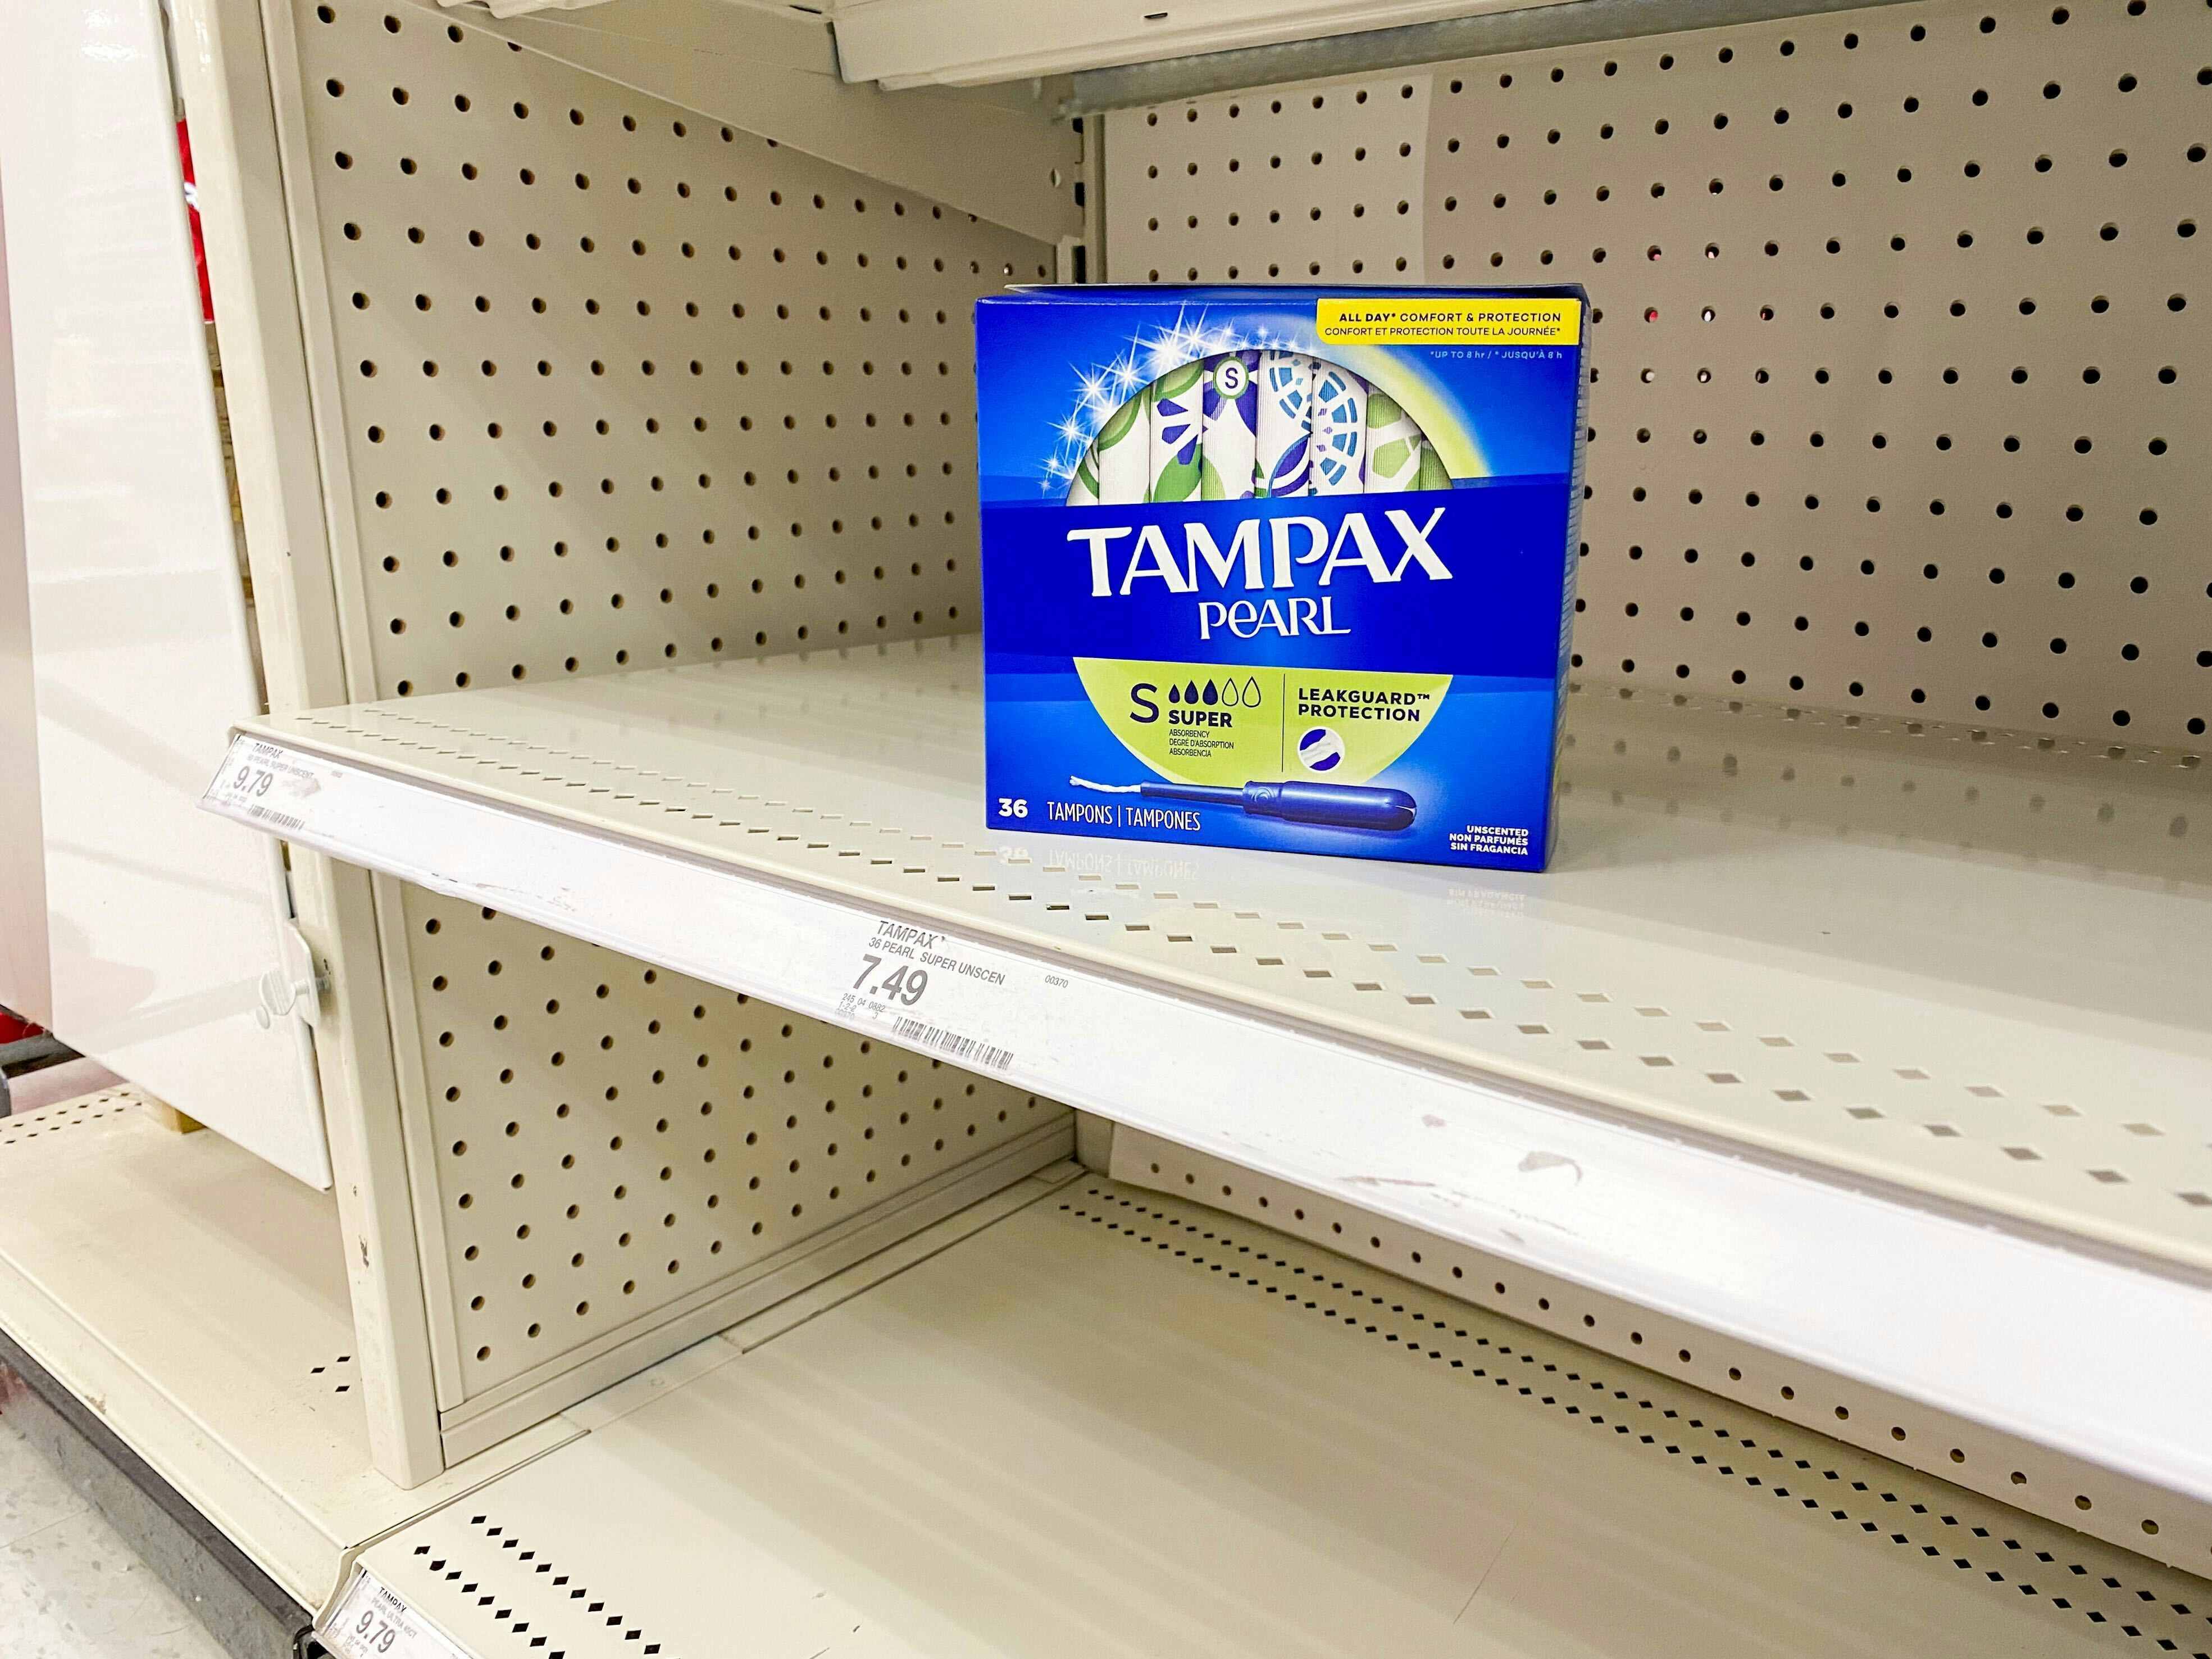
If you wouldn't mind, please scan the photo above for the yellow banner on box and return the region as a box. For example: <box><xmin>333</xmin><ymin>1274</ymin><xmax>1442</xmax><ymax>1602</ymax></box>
<box><xmin>1316</xmin><ymin>297</ymin><xmax>1582</xmax><ymax>347</ymax></box>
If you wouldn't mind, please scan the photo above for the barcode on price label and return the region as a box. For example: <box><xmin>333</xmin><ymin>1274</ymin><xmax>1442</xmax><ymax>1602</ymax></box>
<box><xmin>319</xmin><ymin>1567</ymin><xmax>473</xmax><ymax>1659</ymax></box>
<box><xmin>890</xmin><ymin>1016</ymin><xmax>1014</xmax><ymax>1072</ymax></box>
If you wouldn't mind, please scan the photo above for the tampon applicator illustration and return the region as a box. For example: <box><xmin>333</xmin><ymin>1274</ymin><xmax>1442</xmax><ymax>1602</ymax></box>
<box><xmin>1070</xmin><ymin>776</ymin><xmax>1417</xmax><ymax>832</ymax></box>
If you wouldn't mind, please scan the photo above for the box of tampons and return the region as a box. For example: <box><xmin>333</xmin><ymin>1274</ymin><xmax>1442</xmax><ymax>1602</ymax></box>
<box><xmin>975</xmin><ymin>285</ymin><xmax>1588</xmax><ymax>871</ymax></box>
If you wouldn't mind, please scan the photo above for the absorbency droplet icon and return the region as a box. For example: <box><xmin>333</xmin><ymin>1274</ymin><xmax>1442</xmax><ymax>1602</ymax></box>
<box><xmin>1152</xmin><ymin>675</ymin><xmax>1262</xmax><ymax>708</ymax></box>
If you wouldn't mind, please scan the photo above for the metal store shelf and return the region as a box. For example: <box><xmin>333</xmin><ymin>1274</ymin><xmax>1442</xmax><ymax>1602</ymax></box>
<box><xmin>0</xmin><ymin>1089</ymin><xmax>574</xmax><ymax>1612</ymax></box>
<box><xmin>204</xmin><ymin>635</ymin><xmax>2212</xmax><ymax>1498</ymax></box>
<box><xmin>340</xmin><ymin>1173</ymin><xmax>2212</xmax><ymax>1659</ymax></box>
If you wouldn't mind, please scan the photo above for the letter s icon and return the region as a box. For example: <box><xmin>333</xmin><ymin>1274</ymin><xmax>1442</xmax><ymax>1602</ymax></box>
<box><xmin>1130</xmin><ymin>683</ymin><xmax>1158</xmax><ymax>724</ymax></box>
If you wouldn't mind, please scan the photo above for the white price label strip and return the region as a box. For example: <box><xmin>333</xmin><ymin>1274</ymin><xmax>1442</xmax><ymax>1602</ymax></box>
<box><xmin>827</xmin><ymin>917</ymin><xmax>1050</xmax><ymax>1074</ymax></box>
<box><xmin>201</xmin><ymin>737</ymin><xmax>334</xmax><ymax>835</ymax></box>
<box><xmin>320</xmin><ymin>1568</ymin><xmax>472</xmax><ymax>1659</ymax></box>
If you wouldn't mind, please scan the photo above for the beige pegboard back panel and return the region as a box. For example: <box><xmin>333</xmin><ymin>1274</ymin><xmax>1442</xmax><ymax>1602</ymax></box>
<box><xmin>398</xmin><ymin>897</ymin><xmax>1064</xmax><ymax>1412</ymax></box>
<box><xmin>288</xmin><ymin>0</ymin><xmax>1051</xmax><ymax>699</ymax></box>
<box><xmin>1104</xmin><ymin>0</ymin><xmax>2211</xmax><ymax>749</ymax></box>
<box><xmin>267</xmin><ymin>0</ymin><xmax>1073</xmax><ymax>1456</ymax></box>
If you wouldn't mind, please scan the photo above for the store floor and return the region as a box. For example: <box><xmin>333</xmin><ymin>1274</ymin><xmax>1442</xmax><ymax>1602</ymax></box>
<box><xmin>0</xmin><ymin>1391</ymin><xmax>229</xmax><ymax>1659</ymax></box>
<box><xmin>0</xmin><ymin>1090</ymin><xmax>229</xmax><ymax>1659</ymax></box>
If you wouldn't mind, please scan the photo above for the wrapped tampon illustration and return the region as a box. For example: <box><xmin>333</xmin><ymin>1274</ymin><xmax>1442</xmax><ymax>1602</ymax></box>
<box><xmin>1254</xmin><ymin>349</ymin><xmax>1314</xmax><ymax>497</ymax></box>
<box><xmin>1064</xmin><ymin>440</ymin><xmax>1102</xmax><ymax>508</ymax></box>
<box><xmin>1090</xmin><ymin>381</ymin><xmax>1150</xmax><ymax>505</ymax></box>
<box><xmin>1198</xmin><ymin>351</ymin><xmax>1259</xmax><ymax>499</ymax></box>
<box><xmin>1307</xmin><ymin>361</ymin><xmax>1368</xmax><ymax>495</ymax></box>
<box><xmin>1361</xmin><ymin>387</ymin><xmax>1428</xmax><ymax>494</ymax></box>
<box><xmin>1070</xmin><ymin>349</ymin><xmax>1444</xmax><ymax>506</ymax></box>
<box><xmin>1146</xmin><ymin>358</ymin><xmax>1206</xmax><ymax>503</ymax></box>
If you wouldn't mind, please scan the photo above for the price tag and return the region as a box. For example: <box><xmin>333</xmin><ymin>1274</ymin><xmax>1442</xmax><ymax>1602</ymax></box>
<box><xmin>831</xmin><ymin>916</ymin><xmax>1061</xmax><ymax>1076</ymax></box>
<box><xmin>202</xmin><ymin>735</ymin><xmax>328</xmax><ymax>837</ymax></box>
<box><xmin>319</xmin><ymin>1567</ymin><xmax>472</xmax><ymax>1659</ymax></box>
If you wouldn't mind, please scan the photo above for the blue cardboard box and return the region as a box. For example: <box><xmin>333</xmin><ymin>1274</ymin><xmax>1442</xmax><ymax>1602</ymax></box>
<box><xmin>976</xmin><ymin>285</ymin><xmax>1588</xmax><ymax>871</ymax></box>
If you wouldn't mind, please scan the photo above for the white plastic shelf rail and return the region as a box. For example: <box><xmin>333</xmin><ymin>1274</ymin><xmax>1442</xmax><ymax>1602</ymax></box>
<box><xmin>204</xmin><ymin>635</ymin><xmax>2212</xmax><ymax>1499</ymax></box>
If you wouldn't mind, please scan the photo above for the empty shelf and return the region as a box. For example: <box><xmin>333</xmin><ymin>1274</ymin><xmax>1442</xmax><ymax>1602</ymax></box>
<box><xmin>344</xmin><ymin>1175</ymin><xmax>2212</xmax><ymax>1658</ymax></box>
<box><xmin>208</xmin><ymin>636</ymin><xmax>2212</xmax><ymax>1497</ymax></box>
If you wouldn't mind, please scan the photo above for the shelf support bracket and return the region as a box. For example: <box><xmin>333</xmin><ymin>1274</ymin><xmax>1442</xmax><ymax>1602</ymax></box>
<box><xmin>256</xmin><ymin>922</ymin><xmax>327</xmax><ymax>1033</ymax></box>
